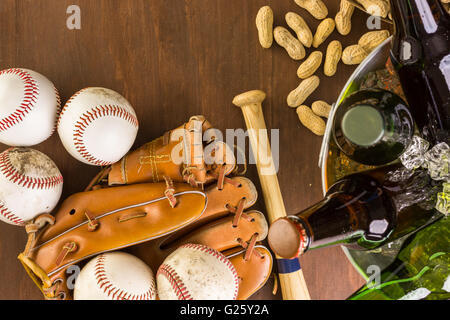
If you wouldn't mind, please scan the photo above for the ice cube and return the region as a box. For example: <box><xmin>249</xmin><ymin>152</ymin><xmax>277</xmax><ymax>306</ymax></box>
<box><xmin>436</xmin><ymin>182</ymin><xmax>450</xmax><ymax>216</ymax></box>
<box><xmin>400</xmin><ymin>135</ymin><xmax>430</xmax><ymax>170</ymax></box>
<box><xmin>386</xmin><ymin>166</ymin><xmax>416</xmax><ymax>183</ymax></box>
<box><xmin>386</xmin><ymin>168</ymin><xmax>440</xmax><ymax>212</ymax></box>
<box><xmin>424</xmin><ymin>142</ymin><xmax>450</xmax><ymax>182</ymax></box>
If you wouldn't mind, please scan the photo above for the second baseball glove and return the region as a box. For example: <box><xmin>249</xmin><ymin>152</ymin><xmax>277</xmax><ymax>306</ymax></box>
<box><xmin>102</xmin><ymin>115</ymin><xmax>237</xmax><ymax>188</ymax></box>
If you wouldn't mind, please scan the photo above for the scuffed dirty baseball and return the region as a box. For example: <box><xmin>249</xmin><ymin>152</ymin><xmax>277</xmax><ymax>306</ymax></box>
<box><xmin>0</xmin><ymin>68</ymin><xmax>61</xmax><ymax>147</ymax></box>
<box><xmin>74</xmin><ymin>251</ymin><xmax>156</xmax><ymax>300</ymax></box>
<box><xmin>0</xmin><ymin>148</ymin><xmax>63</xmax><ymax>226</ymax></box>
<box><xmin>157</xmin><ymin>244</ymin><xmax>239</xmax><ymax>300</ymax></box>
<box><xmin>57</xmin><ymin>87</ymin><xmax>139</xmax><ymax>166</ymax></box>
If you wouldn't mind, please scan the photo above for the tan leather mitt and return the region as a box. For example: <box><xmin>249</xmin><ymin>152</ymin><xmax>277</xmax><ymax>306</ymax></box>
<box><xmin>95</xmin><ymin>115</ymin><xmax>238</xmax><ymax>189</ymax></box>
<box><xmin>19</xmin><ymin>117</ymin><xmax>272</xmax><ymax>300</ymax></box>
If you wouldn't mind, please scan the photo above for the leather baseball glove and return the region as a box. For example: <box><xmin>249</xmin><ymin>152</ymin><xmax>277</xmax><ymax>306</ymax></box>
<box><xmin>18</xmin><ymin>116</ymin><xmax>273</xmax><ymax>300</ymax></box>
<box><xmin>94</xmin><ymin>115</ymin><xmax>237</xmax><ymax>189</ymax></box>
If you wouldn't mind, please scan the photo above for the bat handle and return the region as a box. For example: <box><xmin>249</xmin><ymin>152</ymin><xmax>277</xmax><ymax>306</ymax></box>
<box><xmin>278</xmin><ymin>258</ymin><xmax>311</xmax><ymax>300</ymax></box>
<box><xmin>233</xmin><ymin>90</ymin><xmax>311</xmax><ymax>300</ymax></box>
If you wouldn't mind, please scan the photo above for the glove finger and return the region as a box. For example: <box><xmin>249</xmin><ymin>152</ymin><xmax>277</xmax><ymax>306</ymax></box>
<box><xmin>38</xmin><ymin>182</ymin><xmax>203</xmax><ymax>242</ymax></box>
<box><xmin>182</xmin><ymin>116</ymin><xmax>207</xmax><ymax>184</ymax></box>
<box><xmin>107</xmin><ymin>116</ymin><xmax>224</xmax><ymax>187</ymax></box>
<box><xmin>158</xmin><ymin>210</ymin><xmax>268</xmax><ymax>254</ymax></box>
<box><xmin>22</xmin><ymin>183</ymin><xmax>207</xmax><ymax>294</ymax></box>
<box><xmin>126</xmin><ymin>176</ymin><xmax>259</xmax><ymax>274</ymax></box>
<box><xmin>156</xmin><ymin>176</ymin><xmax>258</xmax><ymax>246</ymax></box>
<box><xmin>107</xmin><ymin>116</ymin><xmax>206</xmax><ymax>186</ymax></box>
<box><xmin>203</xmin><ymin>139</ymin><xmax>236</xmax><ymax>183</ymax></box>
<box><xmin>202</xmin><ymin>176</ymin><xmax>257</xmax><ymax>222</ymax></box>
<box><xmin>224</xmin><ymin>246</ymin><xmax>273</xmax><ymax>300</ymax></box>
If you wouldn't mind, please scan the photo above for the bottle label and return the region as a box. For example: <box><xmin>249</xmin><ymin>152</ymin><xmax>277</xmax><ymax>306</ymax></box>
<box><xmin>399</xmin><ymin>287</ymin><xmax>431</xmax><ymax>300</ymax></box>
<box><xmin>443</xmin><ymin>275</ymin><xmax>450</xmax><ymax>293</ymax></box>
<box><xmin>439</xmin><ymin>54</ymin><xmax>450</xmax><ymax>91</ymax></box>
<box><xmin>401</xmin><ymin>40</ymin><xmax>413</xmax><ymax>62</ymax></box>
<box><xmin>399</xmin><ymin>37</ymin><xmax>421</xmax><ymax>64</ymax></box>
<box><xmin>414</xmin><ymin>0</ymin><xmax>438</xmax><ymax>33</ymax></box>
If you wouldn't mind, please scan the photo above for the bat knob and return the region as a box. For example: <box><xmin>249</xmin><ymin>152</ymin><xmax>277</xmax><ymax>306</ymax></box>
<box><xmin>232</xmin><ymin>90</ymin><xmax>266</xmax><ymax>107</ymax></box>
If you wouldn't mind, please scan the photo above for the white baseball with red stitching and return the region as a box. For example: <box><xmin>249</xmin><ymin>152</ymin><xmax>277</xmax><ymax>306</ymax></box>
<box><xmin>157</xmin><ymin>244</ymin><xmax>239</xmax><ymax>300</ymax></box>
<box><xmin>74</xmin><ymin>252</ymin><xmax>156</xmax><ymax>300</ymax></box>
<box><xmin>57</xmin><ymin>87</ymin><xmax>139</xmax><ymax>166</ymax></box>
<box><xmin>0</xmin><ymin>68</ymin><xmax>61</xmax><ymax>147</ymax></box>
<box><xmin>0</xmin><ymin>148</ymin><xmax>63</xmax><ymax>226</ymax></box>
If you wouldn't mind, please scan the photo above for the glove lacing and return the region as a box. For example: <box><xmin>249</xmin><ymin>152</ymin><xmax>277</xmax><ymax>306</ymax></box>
<box><xmin>23</xmin><ymin>214</ymin><xmax>68</xmax><ymax>300</ymax></box>
<box><xmin>225</xmin><ymin>198</ymin><xmax>264</xmax><ymax>262</ymax></box>
<box><xmin>163</xmin><ymin>176</ymin><xmax>178</xmax><ymax>208</ymax></box>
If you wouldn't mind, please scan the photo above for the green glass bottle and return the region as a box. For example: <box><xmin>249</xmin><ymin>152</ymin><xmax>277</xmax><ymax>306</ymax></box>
<box><xmin>348</xmin><ymin>216</ymin><xmax>450</xmax><ymax>300</ymax></box>
<box><xmin>333</xmin><ymin>89</ymin><xmax>415</xmax><ymax>166</ymax></box>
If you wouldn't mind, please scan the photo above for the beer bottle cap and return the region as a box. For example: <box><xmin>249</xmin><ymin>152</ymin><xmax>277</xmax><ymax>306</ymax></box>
<box><xmin>268</xmin><ymin>217</ymin><xmax>308</xmax><ymax>259</ymax></box>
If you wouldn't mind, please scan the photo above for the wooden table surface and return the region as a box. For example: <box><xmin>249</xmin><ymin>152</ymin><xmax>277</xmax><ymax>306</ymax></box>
<box><xmin>0</xmin><ymin>0</ymin><xmax>393</xmax><ymax>300</ymax></box>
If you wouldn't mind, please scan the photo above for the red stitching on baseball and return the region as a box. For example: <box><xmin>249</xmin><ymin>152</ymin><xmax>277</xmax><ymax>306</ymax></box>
<box><xmin>72</xmin><ymin>105</ymin><xmax>138</xmax><ymax>166</ymax></box>
<box><xmin>157</xmin><ymin>264</ymin><xmax>193</xmax><ymax>300</ymax></box>
<box><xmin>94</xmin><ymin>254</ymin><xmax>155</xmax><ymax>300</ymax></box>
<box><xmin>0</xmin><ymin>202</ymin><xmax>25</xmax><ymax>226</ymax></box>
<box><xmin>51</xmin><ymin>84</ymin><xmax>62</xmax><ymax>135</ymax></box>
<box><xmin>180</xmin><ymin>244</ymin><xmax>239</xmax><ymax>299</ymax></box>
<box><xmin>57</xmin><ymin>88</ymin><xmax>90</xmax><ymax>127</ymax></box>
<box><xmin>0</xmin><ymin>149</ymin><xmax>63</xmax><ymax>190</ymax></box>
<box><xmin>0</xmin><ymin>68</ymin><xmax>39</xmax><ymax>132</ymax></box>
<box><xmin>159</xmin><ymin>244</ymin><xmax>239</xmax><ymax>300</ymax></box>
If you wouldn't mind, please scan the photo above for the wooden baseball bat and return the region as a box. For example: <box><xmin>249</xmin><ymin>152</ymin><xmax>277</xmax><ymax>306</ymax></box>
<box><xmin>233</xmin><ymin>90</ymin><xmax>311</xmax><ymax>300</ymax></box>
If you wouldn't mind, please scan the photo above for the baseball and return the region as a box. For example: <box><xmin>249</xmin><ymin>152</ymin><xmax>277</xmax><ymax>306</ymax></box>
<box><xmin>57</xmin><ymin>87</ymin><xmax>139</xmax><ymax>166</ymax></box>
<box><xmin>0</xmin><ymin>68</ymin><xmax>61</xmax><ymax>146</ymax></box>
<box><xmin>74</xmin><ymin>252</ymin><xmax>157</xmax><ymax>300</ymax></box>
<box><xmin>157</xmin><ymin>244</ymin><xmax>239</xmax><ymax>300</ymax></box>
<box><xmin>0</xmin><ymin>148</ymin><xmax>63</xmax><ymax>226</ymax></box>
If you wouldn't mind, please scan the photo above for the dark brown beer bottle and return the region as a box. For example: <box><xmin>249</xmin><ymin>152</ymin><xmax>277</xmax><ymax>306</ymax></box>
<box><xmin>268</xmin><ymin>165</ymin><xmax>443</xmax><ymax>259</ymax></box>
<box><xmin>390</xmin><ymin>0</ymin><xmax>450</xmax><ymax>144</ymax></box>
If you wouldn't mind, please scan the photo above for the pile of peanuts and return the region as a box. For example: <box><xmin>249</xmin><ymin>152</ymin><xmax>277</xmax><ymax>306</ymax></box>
<box><xmin>256</xmin><ymin>0</ymin><xmax>449</xmax><ymax>136</ymax></box>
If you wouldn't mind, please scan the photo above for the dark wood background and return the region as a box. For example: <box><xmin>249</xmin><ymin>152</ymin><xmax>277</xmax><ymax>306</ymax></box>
<box><xmin>0</xmin><ymin>0</ymin><xmax>392</xmax><ymax>300</ymax></box>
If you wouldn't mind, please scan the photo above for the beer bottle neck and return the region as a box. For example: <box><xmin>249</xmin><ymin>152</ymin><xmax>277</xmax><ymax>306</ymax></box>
<box><xmin>268</xmin><ymin>192</ymin><xmax>369</xmax><ymax>258</ymax></box>
<box><xmin>291</xmin><ymin>194</ymin><xmax>375</xmax><ymax>251</ymax></box>
<box><xmin>390</xmin><ymin>0</ymin><xmax>415</xmax><ymax>37</ymax></box>
<box><xmin>389</xmin><ymin>0</ymin><xmax>423</xmax><ymax>66</ymax></box>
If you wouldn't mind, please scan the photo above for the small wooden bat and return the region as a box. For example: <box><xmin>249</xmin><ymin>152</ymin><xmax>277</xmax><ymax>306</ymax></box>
<box><xmin>233</xmin><ymin>90</ymin><xmax>311</xmax><ymax>300</ymax></box>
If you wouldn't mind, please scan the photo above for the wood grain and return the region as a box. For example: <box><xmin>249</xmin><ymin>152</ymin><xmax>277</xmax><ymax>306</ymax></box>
<box><xmin>0</xmin><ymin>0</ymin><xmax>391</xmax><ymax>300</ymax></box>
